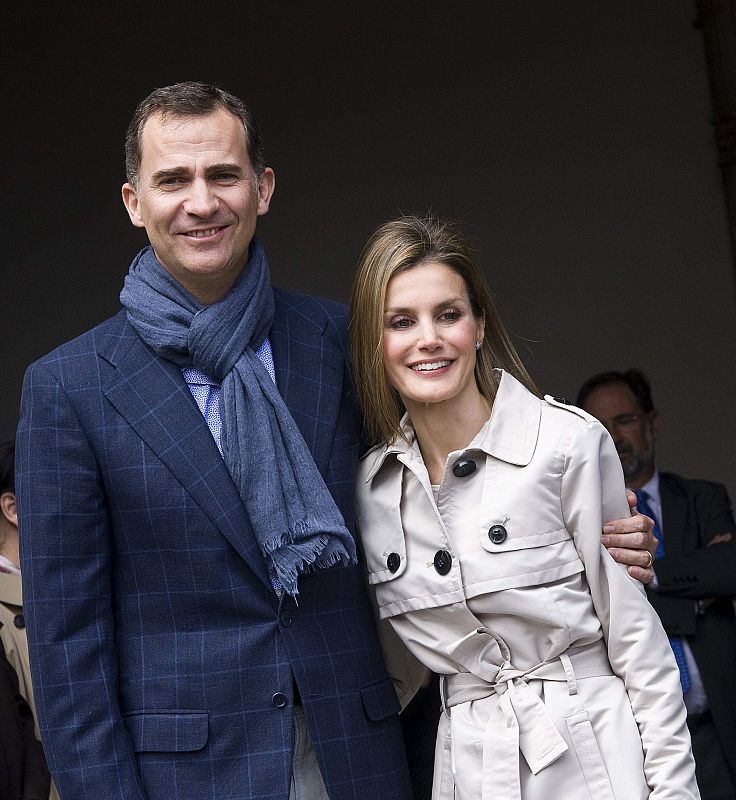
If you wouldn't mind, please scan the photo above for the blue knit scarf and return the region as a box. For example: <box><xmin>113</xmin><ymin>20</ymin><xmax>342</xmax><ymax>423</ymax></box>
<box><xmin>120</xmin><ymin>240</ymin><xmax>356</xmax><ymax>595</ymax></box>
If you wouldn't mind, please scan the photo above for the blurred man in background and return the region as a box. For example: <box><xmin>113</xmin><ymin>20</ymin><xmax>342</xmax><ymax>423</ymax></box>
<box><xmin>579</xmin><ymin>368</ymin><xmax>736</xmax><ymax>800</ymax></box>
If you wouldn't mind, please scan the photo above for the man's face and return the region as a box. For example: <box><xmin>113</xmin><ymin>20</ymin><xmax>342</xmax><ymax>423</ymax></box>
<box><xmin>582</xmin><ymin>382</ymin><xmax>659</xmax><ymax>488</ymax></box>
<box><xmin>122</xmin><ymin>107</ymin><xmax>275</xmax><ymax>304</ymax></box>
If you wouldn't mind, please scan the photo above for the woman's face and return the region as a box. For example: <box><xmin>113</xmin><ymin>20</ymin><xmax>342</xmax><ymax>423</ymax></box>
<box><xmin>382</xmin><ymin>261</ymin><xmax>484</xmax><ymax>410</ymax></box>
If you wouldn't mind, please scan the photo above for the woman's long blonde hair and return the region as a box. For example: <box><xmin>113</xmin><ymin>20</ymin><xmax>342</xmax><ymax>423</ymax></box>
<box><xmin>350</xmin><ymin>215</ymin><xmax>539</xmax><ymax>446</ymax></box>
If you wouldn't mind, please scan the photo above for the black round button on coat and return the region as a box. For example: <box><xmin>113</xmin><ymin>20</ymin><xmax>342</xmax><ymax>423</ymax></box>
<box><xmin>280</xmin><ymin>611</ymin><xmax>293</xmax><ymax>627</ymax></box>
<box><xmin>387</xmin><ymin>552</ymin><xmax>401</xmax><ymax>573</ymax></box>
<box><xmin>488</xmin><ymin>525</ymin><xmax>508</xmax><ymax>544</ymax></box>
<box><xmin>433</xmin><ymin>550</ymin><xmax>452</xmax><ymax>575</ymax></box>
<box><xmin>452</xmin><ymin>459</ymin><xmax>477</xmax><ymax>478</ymax></box>
<box><xmin>13</xmin><ymin>614</ymin><xmax>24</xmax><ymax>629</ymax></box>
<box><xmin>272</xmin><ymin>692</ymin><xmax>288</xmax><ymax>708</ymax></box>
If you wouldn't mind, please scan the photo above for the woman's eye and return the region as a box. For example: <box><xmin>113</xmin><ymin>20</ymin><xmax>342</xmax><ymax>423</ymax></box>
<box><xmin>388</xmin><ymin>317</ymin><xmax>413</xmax><ymax>329</ymax></box>
<box><xmin>439</xmin><ymin>310</ymin><xmax>462</xmax><ymax>322</ymax></box>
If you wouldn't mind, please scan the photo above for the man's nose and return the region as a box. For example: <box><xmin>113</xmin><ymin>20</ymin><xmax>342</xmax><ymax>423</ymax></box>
<box><xmin>184</xmin><ymin>179</ymin><xmax>219</xmax><ymax>217</ymax></box>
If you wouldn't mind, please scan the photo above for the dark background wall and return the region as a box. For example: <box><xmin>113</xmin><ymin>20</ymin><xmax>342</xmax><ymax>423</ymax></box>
<box><xmin>5</xmin><ymin>2</ymin><xmax>736</xmax><ymax>495</ymax></box>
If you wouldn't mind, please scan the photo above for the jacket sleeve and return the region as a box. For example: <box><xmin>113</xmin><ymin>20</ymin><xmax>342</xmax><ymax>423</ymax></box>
<box><xmin>654</xmin><ymin>482</ymin><xmax>736</xmax><ymax>598</ymax></box>
<box><xmin>560</xmin><ymin>420</ymin><xmax>699</xmax><ymax>800</ymax></box>
<box><xmin>16</xmin><ymin>359</ymin><xmax>148</xmax><ymax>799</ymax></box>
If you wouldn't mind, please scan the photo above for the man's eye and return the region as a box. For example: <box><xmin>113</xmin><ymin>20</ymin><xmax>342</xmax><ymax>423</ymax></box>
<box><xmin>159</xmin><ymin>177</ymin><xmax>184</xmax><ymax>186</ymax></box>
<box><xmin>214</xmin><ymin>173</ymin><xmax>238</xmax><ymax>182</ymax></box>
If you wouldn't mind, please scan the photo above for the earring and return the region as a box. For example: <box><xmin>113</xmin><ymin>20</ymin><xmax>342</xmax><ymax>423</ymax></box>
<box><xmin>475</xmin><ymin>341</ymin><xmax>481</xmax><ymax>350</ymax></box>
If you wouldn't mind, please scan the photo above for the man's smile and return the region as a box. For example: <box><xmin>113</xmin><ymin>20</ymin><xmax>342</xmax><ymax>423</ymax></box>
<box><xmin>181</xmin><ymin>225</ymin><xmax>227</xmax><ymax>239</ymax></box>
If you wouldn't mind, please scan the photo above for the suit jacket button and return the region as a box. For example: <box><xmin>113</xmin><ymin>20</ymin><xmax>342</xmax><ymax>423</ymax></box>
<box><xmin>433</xmin><ymin>550</ymin><xmax>452</xmax><ymax>575</ymax></box>
<box><xmin>488</xmin><ymin>525</ymin><xmax>508</xmax><ymax>544</ymax></box>
<box><xmin>387</xmin><ymin>552</ymin><xmax>401</xmax><ymax>573</ymax></box>
<box><xmin>13</xmin><ymin>614</ymin><xmax>24</xmax><ymax>629</ymax></box>
<box><xmin>452</xmin><ymin>458</ymin><xmax>477</xmax><ymax>478</ymax></box>
<box><xmin>280</xmin><ymin>611</ymin><xmax>293</xmax><ymax>627</ymax></box>
<box><xmin>272</xmin><ymin>692</ymin><xmax>288</xmax><ymax>708</ymax></box>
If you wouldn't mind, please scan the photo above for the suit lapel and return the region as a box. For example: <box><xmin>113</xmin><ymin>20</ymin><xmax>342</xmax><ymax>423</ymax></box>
<box><xmin>659</xmin><ymin>473</ymin><xmax>688</xmax><ymax>555</ymax></box>
<box><xmin>98</xmin><ymin>316</ymin><xmax>272</xmax><ymax>588</ymax></box>
<box><xmin>270</xmin><ymin>291</ymin><xmax>344</xmax><ymax>476</ymax></box>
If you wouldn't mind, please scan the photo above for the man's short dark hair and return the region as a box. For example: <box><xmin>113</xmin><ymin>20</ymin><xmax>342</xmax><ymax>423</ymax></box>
<box><xmin>0</xmin><ymin>441</ymin><xmax>14</xmax><ymax>495</ymax></box>
<box><xmin>575</xmin><ymin>369</ymin><xmax>655</xmax><ymax>413</ymax></box>
<box><xmin>124</xmin><ymin>81</ymin><xmax>265</xmax><ymax>188</ymax></box>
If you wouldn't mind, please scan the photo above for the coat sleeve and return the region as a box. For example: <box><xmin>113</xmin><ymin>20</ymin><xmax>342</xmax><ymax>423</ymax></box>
<box><xmin>16</xmin><ymin>359</ymin><xmax>148</xmax><ymax>799</ymax></box>
<box><xmin>654</xmin><ymin>482</ymin><xmax>736</xmax><ymax>598</ymax></box>
<box><xmin>560</xmin><ymin>419</ymin><xmax>699</xmax><ymax>800</ymax></box>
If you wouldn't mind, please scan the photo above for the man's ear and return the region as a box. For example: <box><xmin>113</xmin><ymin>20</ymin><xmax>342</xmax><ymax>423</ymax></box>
<box><xmin>256</xmin><ymin>168</ymin><xmax>276</xmax><ymax>217</ymax></box>
<box><xmin>0</xmin><ymin>492</ymin><xmax>17</xmax><ymax>528</ymax></box>
<box><xmin>122</xmin><ymin>183</ymin><xmax>146</xmax><ymax>228</ymax></box>
<box><xmin>649</xmin><ymin>408</ymin><xmax>660</xmax><ymax>439</ymax></box>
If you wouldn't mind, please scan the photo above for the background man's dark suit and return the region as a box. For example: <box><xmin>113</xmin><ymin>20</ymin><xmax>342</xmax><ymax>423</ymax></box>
<box><xmin>578</xmin><ymin>368</ymin><xmax>736</xmax><ymax>799</ymax></box>
<box><xmin>648</xmin><ymin>472</ymin><xmax>736</xmax><ymax>785</ymax></box>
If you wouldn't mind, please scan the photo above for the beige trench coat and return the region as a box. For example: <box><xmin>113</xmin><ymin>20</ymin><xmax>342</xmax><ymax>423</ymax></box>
<box><xmin>0</xmin><ymin>572</ymin><xmax>59</xmax><ymax>800</ymax></box>
<box><xmin>356</xmin><ymin>370</ymin><xmax>698</xmax><ymax>800</ymax></box>
<box><xmin>0</xmin><ymin>572</ymin><xmax>34</xmax><ymax>725</ymax></box>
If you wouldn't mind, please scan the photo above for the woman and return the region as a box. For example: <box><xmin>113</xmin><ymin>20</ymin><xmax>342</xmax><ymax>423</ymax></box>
<box><xmin>350</xmin><ymin>216</ymin><xmax>698</xmax><ymax>800</ymax></box>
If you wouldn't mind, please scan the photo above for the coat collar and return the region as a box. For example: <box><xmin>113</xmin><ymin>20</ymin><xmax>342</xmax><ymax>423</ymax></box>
<box><xmin>363</xmin><ymin>369</ymin><xmax>541</xmax><ymax>481</ymax></box>
<box><xmin>658</xmin><ymin>472</ymin><xmax>688</xmax><ymax>554</ymax></box>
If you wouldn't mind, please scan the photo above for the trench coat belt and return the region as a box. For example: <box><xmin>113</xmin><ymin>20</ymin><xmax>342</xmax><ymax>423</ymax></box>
<box><xmin>441</xmin><ymin>638</ymin><xmax>613</xmax><ymax>800</ymax></box>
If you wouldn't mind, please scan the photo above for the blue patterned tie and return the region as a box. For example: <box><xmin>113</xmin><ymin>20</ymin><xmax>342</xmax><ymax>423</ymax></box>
<box><xmin>185</xmin><ymin>375</ymin><xmax>223</xmax><ymax>453</ymax></box>
<box><xmin>634</xmin><ymin>489</ymin><xmax>692</xmax><ymax>693</ymax></box>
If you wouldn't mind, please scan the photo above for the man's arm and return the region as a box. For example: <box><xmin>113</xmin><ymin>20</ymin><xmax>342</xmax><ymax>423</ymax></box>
<box><xmin>653</xmin><ymin>481</ymin><xmax>736</xmax><ymax>598</ymax></box>
<box><xmin>16</xmin><ymin>359</ymin><xmax>147</xmax><ymax>799</ymax></box>
<box><xmin>601</xmin><ymin>490</ymin><xmax>658</xmax><ymax>583</ymax></box>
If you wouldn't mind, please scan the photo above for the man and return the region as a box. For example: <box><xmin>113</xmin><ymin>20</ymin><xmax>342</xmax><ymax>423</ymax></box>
<box><xmin>578</xmin><ymin>368</ymin><xmax>736</xmax><ymax>800</ymax></box>
<box><xmin>16</xmin><ymin>82</ymin><xmax>655</xmax><ymax>800</ymax></box>
<box><xmin>1</xmin><ymin>442</ymin><xmax>60</xmax><ymax>800</ymax></box>
<box><xmin>0</xmin><ymin>442</ymin><xmax>33</xmax><ymax>713</ymax></box>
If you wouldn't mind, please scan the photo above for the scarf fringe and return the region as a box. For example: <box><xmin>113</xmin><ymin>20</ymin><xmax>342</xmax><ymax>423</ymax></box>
<box><xmin>272</xmin><ymin>533</ymin><xmax>356</xmax><ymax>596</ymax></box>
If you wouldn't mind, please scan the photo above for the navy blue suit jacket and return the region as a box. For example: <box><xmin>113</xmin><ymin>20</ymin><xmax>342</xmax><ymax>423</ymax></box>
<box><xmin>16</xmin><ymin>288</ymin><xmax>412</xmax><ymax>800</ymax></box>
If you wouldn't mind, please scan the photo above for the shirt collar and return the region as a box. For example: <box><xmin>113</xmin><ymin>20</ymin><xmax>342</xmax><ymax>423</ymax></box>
<box><xmin>638</xmin><ymin>471</ymin><xmax>661</xmax><ymax>505</ymax></box>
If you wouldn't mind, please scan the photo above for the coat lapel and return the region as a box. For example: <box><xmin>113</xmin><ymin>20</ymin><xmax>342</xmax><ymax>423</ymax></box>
<box><xmin>659</xmin><ymin>473</ymin><xmax>688</xmax><ymax>555</ymax></box>
<box><xmin>97</xmin><ymin>314</ymin><xmax>272</xmax><ymax>588</ymax></box>
<box><xmin>269</xmin><ymin>290</ymin><xmax>344</xmax><ymax>476</ymax></box>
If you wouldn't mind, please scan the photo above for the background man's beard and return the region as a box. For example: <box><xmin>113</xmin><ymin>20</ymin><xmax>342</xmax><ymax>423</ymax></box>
<box><xmin>618</xmin><ymin>445</ymin><xmax>654</xmax><ymax>483</ymax></box>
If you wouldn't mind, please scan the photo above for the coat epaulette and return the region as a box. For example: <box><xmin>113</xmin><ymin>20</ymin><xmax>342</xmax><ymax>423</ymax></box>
<box><xmin>543</xmin><ymin>394</ymin><xmax>597</xmax><ymax>424</ymax></box>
